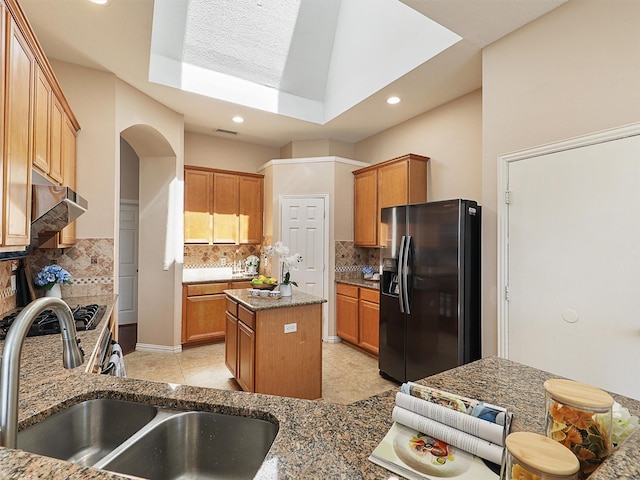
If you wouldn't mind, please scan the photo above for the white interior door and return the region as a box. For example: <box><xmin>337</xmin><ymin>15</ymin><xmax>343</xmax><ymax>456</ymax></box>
<box><xmin>502</xmin><ymin>129</ymin><xmax>640</xmax><ymax>399</ymax></box>
<box><xmin>119</xmin><ymin>201</ymin><xmax>139</xmax><ymax>325</ymax></box>
<box><xmin>280</xmin><ymin>195</ymin><xmax>327</xmax><ymax>337</ymax></box>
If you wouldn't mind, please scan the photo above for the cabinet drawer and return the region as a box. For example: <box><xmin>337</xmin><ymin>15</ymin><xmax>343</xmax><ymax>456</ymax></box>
<box><xmin>238</xmin><ymin>304</ymin><xmax>256</xmax><ymax>330</ymax></box>
<box><xmin>336</xmin><ymin>283</ymin><xmax>359</xmax><ymax>298</ymax></box>
<box><xmin>360</xmin><ymin>287</ymin><xmax>379</xmax><ymax>304</ymax></box>
<box><xmin>186</xmin><ymin>282</ymin><xmax>228</xmax><ymax>296</ymax></box>
<box><xmin>226</xmin><ymin>296</ymin><xmax>238</xmax><ymax>317</ymax></box>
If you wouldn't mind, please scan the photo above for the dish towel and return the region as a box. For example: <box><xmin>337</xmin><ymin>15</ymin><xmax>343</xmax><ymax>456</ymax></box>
<box><xmin>107</xmin><ymin>342</ymin><xmax>127</xmax><ymax>377</ymax></box>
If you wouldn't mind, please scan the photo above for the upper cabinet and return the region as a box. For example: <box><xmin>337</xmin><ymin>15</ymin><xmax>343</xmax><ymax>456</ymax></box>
<box><xmin>3</xmin><ymin>7</ymin><xmax>34</xmax><ymax>247</ymax></box>
<box><xmin>184</xmin><ymin>166</ymin><xmax>264</xmax><ymax>245</ymax></box>
<box><xmin>0</xmin><ymin>0</ymin><xmax>80</xmax><ymax>251</ymax></box>
<box><xmin>353</xmin><ymin>154</ymin><xmax>429</xmax><ymax>247</ymax></box>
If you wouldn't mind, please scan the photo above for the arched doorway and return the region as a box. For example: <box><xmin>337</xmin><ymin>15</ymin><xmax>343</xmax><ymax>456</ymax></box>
<box><xmin>119</xmin><ymin>125</ymin><xmax>180</xmax><ymax>353</ymax></box>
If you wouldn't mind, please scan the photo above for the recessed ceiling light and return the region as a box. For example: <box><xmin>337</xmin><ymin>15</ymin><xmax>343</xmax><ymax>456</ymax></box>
<box><xmin>232</xmin><ymin>116</ymin><xmax>245</xmax><ymax>124</ymax></box>
<box><xmin>89</xmin><ymin>0</ymin><xmax>110</xmax><ymax>5</ymax></box>
<box><xmin>386</xmin><ymin>96</ymin><xmax>401</xmax><ymax>105</ymax></box>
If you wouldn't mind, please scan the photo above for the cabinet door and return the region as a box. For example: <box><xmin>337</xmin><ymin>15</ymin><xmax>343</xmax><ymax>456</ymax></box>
<box><xmin>212</xmin><ymin>172</ymin><xmax>239</xmax><ymax>243</ymax></box>
<box><xmin>3</xmin><ymin>15</ymin><xmax>34</xmax><ymax>246</ymax></box>
<box><xmin>378</xmin><ymin>160</ymin><xmax>409</xmax><ymax>211</ymax></box>
<box><xmin>184</xmin><ymin>168</ymin><xmax>213</xmax><ymax>243</ymax></box>
<box><xmin>183</xmin><ymin>293</ymin><xmax>227</xmax><ymax>344</ymax></box>
<box><xmin>48</xmin><ymin>96</ymin><xmax>64</xmax><ymax>183</ymax></box>
<box><xmin>354</xmin><ymin>169</ymin><xmax>378</xmax><ymax>247</ymax></box>
<box><xmin>336</xmin><ymin>293</ymin><xmax>359</xmax><ymax>344</ymax></box>
<box><xmin>359</xmin><ymin>299</ymin><xmax>380</xmax><ymax>355</ymax></box>
<box><xmin>33</xmin><ymin>64</ymin><xmax>51</xmax><ymax>177</ymax></box>
<box><xmin>58</xmin><ymin>115</ymin><xmax>77</xmax><ymax>246</ymax></box>
<box><xmin>224</xmin><ymin>311</ymin><xmax>238</xmax><ymax>377</ymax></box>
<box><xmin>238</xmin><ymin>175</ymin><xmax>263</xmax><ymax>244</ymax></box>
<box><xmin>237</xmin><ymin>320</ymin><xmax>255</xmax><ymax>392</ymax></box>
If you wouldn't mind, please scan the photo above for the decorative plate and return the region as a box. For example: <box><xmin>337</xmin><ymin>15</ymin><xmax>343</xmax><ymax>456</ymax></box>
<box><xmin>392</xmin><ymin>427</ymin><xmax>471</xmax><ymax>477</ymax></box>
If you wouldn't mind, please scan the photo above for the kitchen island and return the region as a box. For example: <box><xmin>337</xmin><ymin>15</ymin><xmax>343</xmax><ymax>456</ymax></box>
<box><xmin>224</xmin><ymin>289</ymin><xmax>325</xmax><ymax>400</ymax></box>
<box><xmin>0</xmin><ymin>323</ymin><xmax>638</xmax><ymax>479</ymax></box>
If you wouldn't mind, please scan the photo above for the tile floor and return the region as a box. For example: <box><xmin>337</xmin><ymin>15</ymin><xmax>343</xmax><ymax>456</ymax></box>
<box><xmin>124</xmin><ymin>341</ymin><xmax>398</xmax><ymax>404</ymax></box>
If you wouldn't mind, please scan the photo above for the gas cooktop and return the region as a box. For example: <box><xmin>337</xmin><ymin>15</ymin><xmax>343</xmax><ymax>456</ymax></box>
<box><xmin>0</xmin><ymin>304</ymin><xmax>106</xmax><ymax>340</ymax></box>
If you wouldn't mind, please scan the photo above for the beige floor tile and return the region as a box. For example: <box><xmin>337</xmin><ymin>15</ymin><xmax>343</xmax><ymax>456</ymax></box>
<box><xmin>124</xmin><ymin>341</ymin><xmax>397</xmax><ymax>405</ymax></box>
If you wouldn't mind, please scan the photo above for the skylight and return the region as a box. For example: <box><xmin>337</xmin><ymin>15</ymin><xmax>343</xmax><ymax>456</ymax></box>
<box><xmin>149</xmin><ymin>0</ymin><xmax>461</xmax><ymax>125</ymax></box>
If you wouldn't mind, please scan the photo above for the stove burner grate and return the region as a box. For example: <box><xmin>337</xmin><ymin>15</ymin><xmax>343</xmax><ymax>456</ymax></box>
<box><xmin>0</xmin><ymin>303</ymin><xmax>106</xmax><ymax>339</ymax></box>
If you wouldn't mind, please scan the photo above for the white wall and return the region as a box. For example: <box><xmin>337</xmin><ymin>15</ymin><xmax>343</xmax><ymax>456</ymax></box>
<box><xmin>51</xmin><ymin>60</ymin><xmax>186</xmax><ymax>349</ymax></box>
<box><xmin>185</xmin><ymin>131</ymin><xmax>278</xmax><ymax>172</ymax></box>
<box><xmin>120</xmin><ymin>138</ymin><xmax>139</xmax><ymax>201</ymax></box>
<box><xmin>50</xmin><ymin>60</ymin><xmax>117</xmax><ymax>240</ymax></box>
<box><xmin>260</xmin><ymin>156</ymin><xmax>367</xmax><ymax>337</ymax></box>
<box><xmin>355</xmin><ymin>90</ymin><xmax>482</xmax><ymax>203</ymax></box>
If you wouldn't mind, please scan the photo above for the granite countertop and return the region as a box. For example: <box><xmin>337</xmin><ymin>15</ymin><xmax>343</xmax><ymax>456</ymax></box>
<box><xmin>225</xmin><ymin>288</ymin><xmax>326</xmax><ymax>312</ymax></box>
<box><xmin>0</xmin><ymin>318</ymin><xmax>637</xmax><ymax>480</ymax></box>
<box><xmin>335</xmin><ymin>272</ymin><xmax>380</xmax><ymax>290</ymax></box>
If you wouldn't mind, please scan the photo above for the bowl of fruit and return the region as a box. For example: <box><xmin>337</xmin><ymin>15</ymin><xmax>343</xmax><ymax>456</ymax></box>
<box><xmin>250</xmin><ymin>275</ymin><xmax>278</xmax><ymax>290</ymax></box>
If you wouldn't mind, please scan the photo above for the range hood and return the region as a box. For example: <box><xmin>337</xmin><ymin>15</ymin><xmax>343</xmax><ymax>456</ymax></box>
<box><xmin>31</xmin><ymin>185</ymin><xmax>88</xmax><ymax>244</ymax></box>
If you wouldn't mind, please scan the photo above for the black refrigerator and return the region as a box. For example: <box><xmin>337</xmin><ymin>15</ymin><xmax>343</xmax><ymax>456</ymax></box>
<box><xmin>378</xmin><ymin>199</ymin><xmax>481</xmax><ymax>383</ymax></box>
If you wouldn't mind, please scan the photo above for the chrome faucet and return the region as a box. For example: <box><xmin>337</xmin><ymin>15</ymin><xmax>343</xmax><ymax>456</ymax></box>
<box><xmin>0</xmin><ymin>297</ymin><xmax>84</xmax><ymax>448</ymax></box>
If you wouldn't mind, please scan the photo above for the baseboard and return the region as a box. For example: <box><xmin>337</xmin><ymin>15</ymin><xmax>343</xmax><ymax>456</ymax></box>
<box><xmin>324</xmin><ymin>335</ymin><xmax>341</xmax><ymax>344</ymax></box>
<box><xmin>135</xmin><ymin>343</ymin><xmax>182</xmax><ymax>354</ymax></box>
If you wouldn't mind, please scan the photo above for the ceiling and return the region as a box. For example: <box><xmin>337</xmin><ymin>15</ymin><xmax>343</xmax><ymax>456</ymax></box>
<box><xmin>19</xmin><ymin>0</ymin><xmax>566</xmax><ymax>148</ymax></box>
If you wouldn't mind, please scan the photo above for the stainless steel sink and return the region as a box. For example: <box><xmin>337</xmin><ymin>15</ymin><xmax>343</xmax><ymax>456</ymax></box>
<box><xmin>17</xmin><ymin>399</ymin><xmax>158</xmax><ymax>466</ymax></box>
<box><xmin>99</xmin><ymin>411</ymin><xmax>278</xmax><ymax>480</ymax></box>
<box><xmin>18</xmin><ymin>398</ymin><xmax>278</xmax><ymax>480</ymax></box>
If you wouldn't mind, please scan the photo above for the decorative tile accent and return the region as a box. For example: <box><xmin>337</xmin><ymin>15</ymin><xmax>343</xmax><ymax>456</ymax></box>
<box><xmin>27</xmin><ymin>238</ymin><xmax>115</xmax><ymax>299</ymax></box>
<box><xmin>184</xmin><ymin>244</ymin><xmax>261</xmax><ymax>268</ymax></box>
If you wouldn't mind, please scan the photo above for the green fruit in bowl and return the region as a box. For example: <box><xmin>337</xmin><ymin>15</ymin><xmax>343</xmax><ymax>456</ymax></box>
<box><xmin>252</xmin><ymin>279</ymin><xmax>263</xmax><ymax>284</ymax></box>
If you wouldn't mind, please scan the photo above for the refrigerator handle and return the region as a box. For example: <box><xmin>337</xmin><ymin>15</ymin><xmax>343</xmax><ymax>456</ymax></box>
<box><xmin>403</xmin><ymin>235</ymin><xmax>411</xmax><ymax>314</ymax></box>
<box><xmin>398</xmin><ymin>235</ymin><xmax>406</xmax><ymax>314</ymax></box>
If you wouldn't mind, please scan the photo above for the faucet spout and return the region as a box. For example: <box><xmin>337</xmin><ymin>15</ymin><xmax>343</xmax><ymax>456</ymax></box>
<box><xmin>0</xmin><ymin>297</ymin><xmax>84</xmax><ymax>449</ymax></box>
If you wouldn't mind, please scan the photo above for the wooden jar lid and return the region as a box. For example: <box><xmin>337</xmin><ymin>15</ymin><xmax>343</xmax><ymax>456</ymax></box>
<box><xmin>543</xmin><ymin>378</ymin><xmax>614</xmax><ymax>409</ymax></box>
<box><xmin>506</xmin><ymin>432</ymin><xmax>580</xmax><ymax>476</ymax></box>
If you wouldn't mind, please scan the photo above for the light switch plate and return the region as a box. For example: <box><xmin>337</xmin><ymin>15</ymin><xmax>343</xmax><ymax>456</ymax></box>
<box><xmin>284</xmin><ymin>323</ymin><xmax>297</xmax><ymax>334</ymax></box>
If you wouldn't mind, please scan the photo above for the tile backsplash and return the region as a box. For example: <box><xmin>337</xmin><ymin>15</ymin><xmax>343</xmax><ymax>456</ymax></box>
<box><xmin>0</xmin><ymin>238</ymin><xmax>116</xmax><ymax>315</ymax></box>
<box><xmin>184</xmin><ymin>244</ymin><xmax>261</xmax><ymax>269</ymax></box>
<box><xmin>335</xmin><ymin>240</ymin><xmax>380</xmax><ymax>273</ymax></box>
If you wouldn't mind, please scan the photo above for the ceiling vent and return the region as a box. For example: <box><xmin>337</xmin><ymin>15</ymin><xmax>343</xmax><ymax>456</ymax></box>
<box><xmin>215</xmin><ymin>128</ymin><xmax>238</xmax><ymax>135</ymax></box>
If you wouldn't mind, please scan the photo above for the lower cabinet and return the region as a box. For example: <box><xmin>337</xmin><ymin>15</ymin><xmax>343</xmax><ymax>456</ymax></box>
<box><xmin>336</xmin><ymin>282</ymin><xmax>380</xmax><ymax>356</ymax></box>
<box><xmin>237</xmin><ymin>319</ymin><xmax>255</xmax><ymax>392</ymax></box>
<box><xmin>182</xmin><ymin>280</ymin><xmax>255</xmax><ymax>347</ymax></box>
<box><xmin>225</xmin><ymin>295</ymin><xmax>322</xmax><ymax>399</ymax></box>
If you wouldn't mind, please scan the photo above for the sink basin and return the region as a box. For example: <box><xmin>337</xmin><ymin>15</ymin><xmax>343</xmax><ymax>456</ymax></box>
<box><xmin>17</xmin><ymin>399</ymin><xmax>158</xmax><ymax>466</ymax></box>
<box><xmin>100</xmin><ymin>411</ymin><xmax>278</xmax><ymax>480</ymax></box>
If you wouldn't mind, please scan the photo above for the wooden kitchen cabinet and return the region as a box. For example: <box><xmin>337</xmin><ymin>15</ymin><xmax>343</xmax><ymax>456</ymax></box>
<box><xmin>335</xmin><ymin>283</ymin><xmax>359</xmax><ymax>345</ymax></box>
<box><xmin>184</xmin><ymin>167</ymin><xmax>213</xmax><ymax>243</ymax></box>
<box><xmin>2</xmin><ymin>10</ymin><xmax>34</xmax><ymax>247</ymax></box>
<box><xmin>336</xmin><ymin>282</ymin><xmax>380</xmax><ymax>356</ymax></box>
<box><xmin>359</xmin><ymin>287</ymin><xmax>380</xmax><ymax>355</ymax></box>
<box><xmin>181</xmin><ymin>282</ymin><xmax>228</xmax><ymax>346</ymax></box>
<box><xmin>38</xmin><ymin>114</ymin><xmax>78</xmax><ymax>248</ymax></box>
<box><xmin>0</xmin><ymin>0</ymin><xmax>80</xmax><ymax>251</ymax></box>
<box><xmin>184</xmin><ymin>166</ymin><xmax>263</xmax><ymax>245</ymax></box>
<box><xmin>353</xmin><ymin>168</ymin><xmax>378</xmax><ymax>248</ymax></box>
<box><xmin>237</xmin><ymin>317</ymin><xmax>255</xmax><ymax>392</ymax></box>
<box><xmin>224</xmin><ymin>311</ymin><xmax>238</xmax><ymax>377</ymax></box>
<box><xmin>225</xmin><ymin>292</ymin><xmax>323</xmax><ymax>399</ymax></box>
<box><xmin>352</xmin><ymin>154</ymin><xmax>429</xmax><ymax>247</ymax></box>
<box><xmin>238</xmin><ymin>175</ymin><xmax>263</xmax><ymax>244</ymax></box>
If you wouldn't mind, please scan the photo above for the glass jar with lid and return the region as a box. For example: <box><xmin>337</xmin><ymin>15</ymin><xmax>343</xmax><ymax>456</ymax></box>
<box><xmin>543</xmin><ymin>378</ymin><xmax>614</xmax><ymax>479</ymax></box>
<box><xmin>503</xmin><ymin>431</ymin><xmax>580</xmax><ymax>480</ymax></box>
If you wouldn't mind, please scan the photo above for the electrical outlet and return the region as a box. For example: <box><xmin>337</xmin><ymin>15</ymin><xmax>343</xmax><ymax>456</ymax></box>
<box><xmin>284</xmin><ymin>323</ymin><xmax>297</xmax><ymax>334</ymax></box>
<box><xmin>220</xmin><ymin>257</ymin><xmax>226</xmax><ymax>265</ymax></box>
